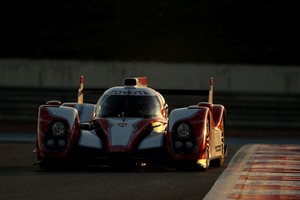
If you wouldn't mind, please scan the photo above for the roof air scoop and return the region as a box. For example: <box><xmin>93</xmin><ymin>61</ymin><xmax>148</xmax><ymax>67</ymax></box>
<box><xmin>123</xmin><ymin>77</ymin><xmax>148</xmax><ymax>87</ymax></box>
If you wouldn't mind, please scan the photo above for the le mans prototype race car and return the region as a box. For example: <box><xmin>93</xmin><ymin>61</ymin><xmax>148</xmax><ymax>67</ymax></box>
<box><xmin>36</xmin><ymin>76</ymin><xmax>226</xmax><ymax>170</ymax></box>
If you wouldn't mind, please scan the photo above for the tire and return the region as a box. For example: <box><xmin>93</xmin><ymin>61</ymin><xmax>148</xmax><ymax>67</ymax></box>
<box><xmin>37</xmin><ymin>159</ymin><xmax>71</xmax><ymax>170</ymax></box>
<box><xmin>37</xmin><ymin>159</ymin><xmax>57</xmax><ymax>170</ymax></box>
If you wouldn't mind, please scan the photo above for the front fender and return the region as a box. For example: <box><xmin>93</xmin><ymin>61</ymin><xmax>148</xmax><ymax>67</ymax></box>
<box><xmin>37</xmin><ymin>105</ymin><xmax>80</xmax><ymax>158</ymax></box>
<box><xmin>212</xmin><ymin>104</ymin><xmax>226</xmax><ymax>131</ymax></box>
<box><xmin>167</xmin><ymin>107</ymin><xmax>209</xmax><ymax>160</ymax></box>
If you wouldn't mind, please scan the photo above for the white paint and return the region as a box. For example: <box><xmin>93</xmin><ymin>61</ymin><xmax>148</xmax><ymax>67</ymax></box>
<box><xmin>168</xmin><ymin>108</ymin><xmax>199</xmax><ymax>132</ymax></box>
<box><xmin>47</xmin><ymin>106</ymin><xmax>77</xmax><ymax>129</ymax></box>
<box><xmin>79</xmin><ymin>130</ymin><xmax>102</xmax><ymax>149</ymax></box>
<box><xmin>75</xmin><ymin>103</ymin><xmax>95</xmax><ymax>123</ymax></box>
<box><xmin>138</xmin><ymin>131</ymin><xmax>164</xmax><ymax>150</ymax></box>
<box><xmin>108</xmin><ymin>118</ymin><xmax>141</xmax><ymax>146</ymax></box>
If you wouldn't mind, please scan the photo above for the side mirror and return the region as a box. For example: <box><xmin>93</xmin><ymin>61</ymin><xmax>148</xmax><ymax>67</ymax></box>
<box><xmin>46</xmin><ymin>100</ymin><xmax>61</xmax><ymax>105</ymax></box>
<box><xmin>80</xmin><ymin>122</ymin><xmax>95</xmax><ymax>130</ymax></box>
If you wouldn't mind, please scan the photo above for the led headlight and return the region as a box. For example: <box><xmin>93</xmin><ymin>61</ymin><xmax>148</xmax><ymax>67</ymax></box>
<box><xmin>177</xmin><ymin>123</ymin><xmax>191</xmax><ymax>138</ymax></box>
<box><xmin>58</xmin><ymin>139</ymin><xmax>66</xmax><ymax>147</ymax></box>
<box><xmin>47</xmin><ymin>139</ymin><xmax>55</xmax><ymax>147</ymax></box>
<box><xmin>186</xmin><ymin>141</ymin><xmax>194</xmax><ymax>149</ymax></box>
<box><xmin>51</xmin><ymin>121</ymin><xmax>66</xmax><ymax>137</ymax></box>
<box><xmin>175</xmin><ymin>141</ymin><xmax>183</xmax><ymax>149</ymax></box>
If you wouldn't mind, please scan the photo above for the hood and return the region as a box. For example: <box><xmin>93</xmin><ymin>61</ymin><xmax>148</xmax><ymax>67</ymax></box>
<box><xmin>96</xmin><ymin>117</ymin><xmax>153</xmax><ymax>152</ymax></box>
<box><xmin>108</xmin><ymin>118</ymin><xmax>143</xmax><ymax>146</ymax></box>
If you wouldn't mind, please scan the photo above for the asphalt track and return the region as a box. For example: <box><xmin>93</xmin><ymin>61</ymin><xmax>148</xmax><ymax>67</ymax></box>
<box><xmin>0</xmin><ymin>134</ymin><xmax>300</xmax><ymax>200</ymax></box>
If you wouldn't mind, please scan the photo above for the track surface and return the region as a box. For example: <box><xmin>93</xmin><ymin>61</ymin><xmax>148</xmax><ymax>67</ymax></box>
<box><xmin>0</xmin><ymin>140</ymin><xmax>240</xmax><ymax>200</ymax></box>
<box><xmin>1</xmin><ymin>137</ymin><xmax>299</xmax><ymax>200</ymax></box>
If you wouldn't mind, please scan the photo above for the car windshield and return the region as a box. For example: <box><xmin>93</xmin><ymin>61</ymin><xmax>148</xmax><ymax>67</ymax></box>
<box><xmin>96</xmin><ymin>95</ymin><xmax>161</xmax><ymax>118</ymax></box>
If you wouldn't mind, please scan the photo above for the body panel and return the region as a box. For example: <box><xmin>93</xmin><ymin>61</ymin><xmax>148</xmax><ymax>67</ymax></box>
<box><xmin>35</xmin><ymin>76</ymin><xmax>226</xmax><ymax>170</ymax></box>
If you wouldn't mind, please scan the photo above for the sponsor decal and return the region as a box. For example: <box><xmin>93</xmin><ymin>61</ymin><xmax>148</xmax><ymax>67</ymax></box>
<box><xmin>110</xmin><ymin>90</ymin><xmax>150</xmax><ymax>96</ymax></box>
<box><xmin>118</xmin><ymin>123</ymin><xmax>128</xmax><ymax>127</ymax></box>
<box><xmin>215</xmin><ymin>145</ymin><xmax>222</xmax><ymax>152</ymax></box>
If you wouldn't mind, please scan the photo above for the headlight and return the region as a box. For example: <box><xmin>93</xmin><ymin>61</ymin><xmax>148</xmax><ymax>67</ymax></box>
<box><xmin>46</xmin><ymin>139</ymin><xmax>55</xmax><ymax>147</ymax></box>
<box><xmin>175</xmin><ymin>141</ymin><xmax>183</xmax><ymax>149</ymax></box>
<box><xmin>176</xmin><ymin>123</ymin><xmax>191</xmax><ymax>138</ymax></box>
<box><xmin>57</xmin><ymin>139</ymin><xmax>66</xmax><ymax>147</ymax></box>
<box><xmin>51</xmin><ymin>121</ymin><xmax>66</xmax><ymax>136</ymax></box>
<box><xmin>186</xmin><ymin>141</ymin><xmax>194</xmax><ymax>149</ymax></box>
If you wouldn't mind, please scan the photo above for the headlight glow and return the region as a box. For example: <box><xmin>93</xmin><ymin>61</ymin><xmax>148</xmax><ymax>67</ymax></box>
<box><xmin>177</xmin><ymin>123</ymin><xmax>191</xmax><ymax>138</ymax></box>
<box><xmin>51</xmin><ymin>121</ymin><xmax>66</xmax><ymax>136</ymax></box>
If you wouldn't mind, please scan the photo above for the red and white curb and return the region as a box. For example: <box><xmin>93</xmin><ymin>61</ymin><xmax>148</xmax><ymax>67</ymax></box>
<box><xmin>204</xmin><ymin>144</ymin><xmax>300</xmax><ymax>200</ymax></box>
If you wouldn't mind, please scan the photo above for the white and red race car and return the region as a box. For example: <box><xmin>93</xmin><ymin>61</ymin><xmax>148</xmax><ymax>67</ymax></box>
<box><xmin>36</xmin><ymin>76</ymin><xmax>226</xmax><ymax>170</ymax></box>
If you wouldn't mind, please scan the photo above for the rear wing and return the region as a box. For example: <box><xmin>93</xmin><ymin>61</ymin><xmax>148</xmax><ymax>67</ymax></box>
<box><xmin>157</xmin><ymin>77</ymin><xmax>214</xmax><ymax>104</ymax></box>
<box><xmin>209</xmin><ymin>77</ymin><xmax>214</xmax><ymax>104</ymax></box>
<box><xmin>77</xmin><ymin>76</ymin><xmax>84</xmax><ymax>104</ymax></box>
<box><xmin>77</xmin><ymin>76</ymin><xmax>214</xmax><ymax>104</ymax></box>
<box><xmin>77</xmin><ymin>76</ymin><xmax>105</xmax><ymax>104</ymax></box>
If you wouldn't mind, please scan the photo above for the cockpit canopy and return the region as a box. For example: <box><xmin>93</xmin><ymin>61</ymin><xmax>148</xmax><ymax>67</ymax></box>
<box><xmin>96</xmin><ymin>92</ymin><xmax>162</xmax><ymax>118</ymax></box>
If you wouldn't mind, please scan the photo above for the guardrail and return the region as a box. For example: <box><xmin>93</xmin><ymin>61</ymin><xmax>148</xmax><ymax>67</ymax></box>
<box><xmin>215</xmin><ymin>92</ymin><xmax>300</xmax><ymax>129</ymax></box>
<box><xmin>1</xmin><ymin>87</ymin><xmax>300</xmax><ymax>132</ymax></box>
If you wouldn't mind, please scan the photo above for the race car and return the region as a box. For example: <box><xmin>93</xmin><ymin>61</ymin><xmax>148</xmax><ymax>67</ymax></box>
<box><xmin>35</xmin><ymin>76</ymin><xmax>226</xmax><ymax>170</ymax></box>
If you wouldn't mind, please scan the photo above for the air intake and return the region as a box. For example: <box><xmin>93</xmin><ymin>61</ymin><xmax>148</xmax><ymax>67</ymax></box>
<box><xmin>123</xmin><ymin>77</ymin><xmax>148</xmax><ymax>87</ymax></box>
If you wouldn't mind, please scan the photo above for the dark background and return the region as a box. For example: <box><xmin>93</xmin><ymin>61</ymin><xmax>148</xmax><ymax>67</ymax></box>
<box><xmin>1</xmin><ymin>0</ymin><xmax>299</xmax><ymax>65</ymax></box>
